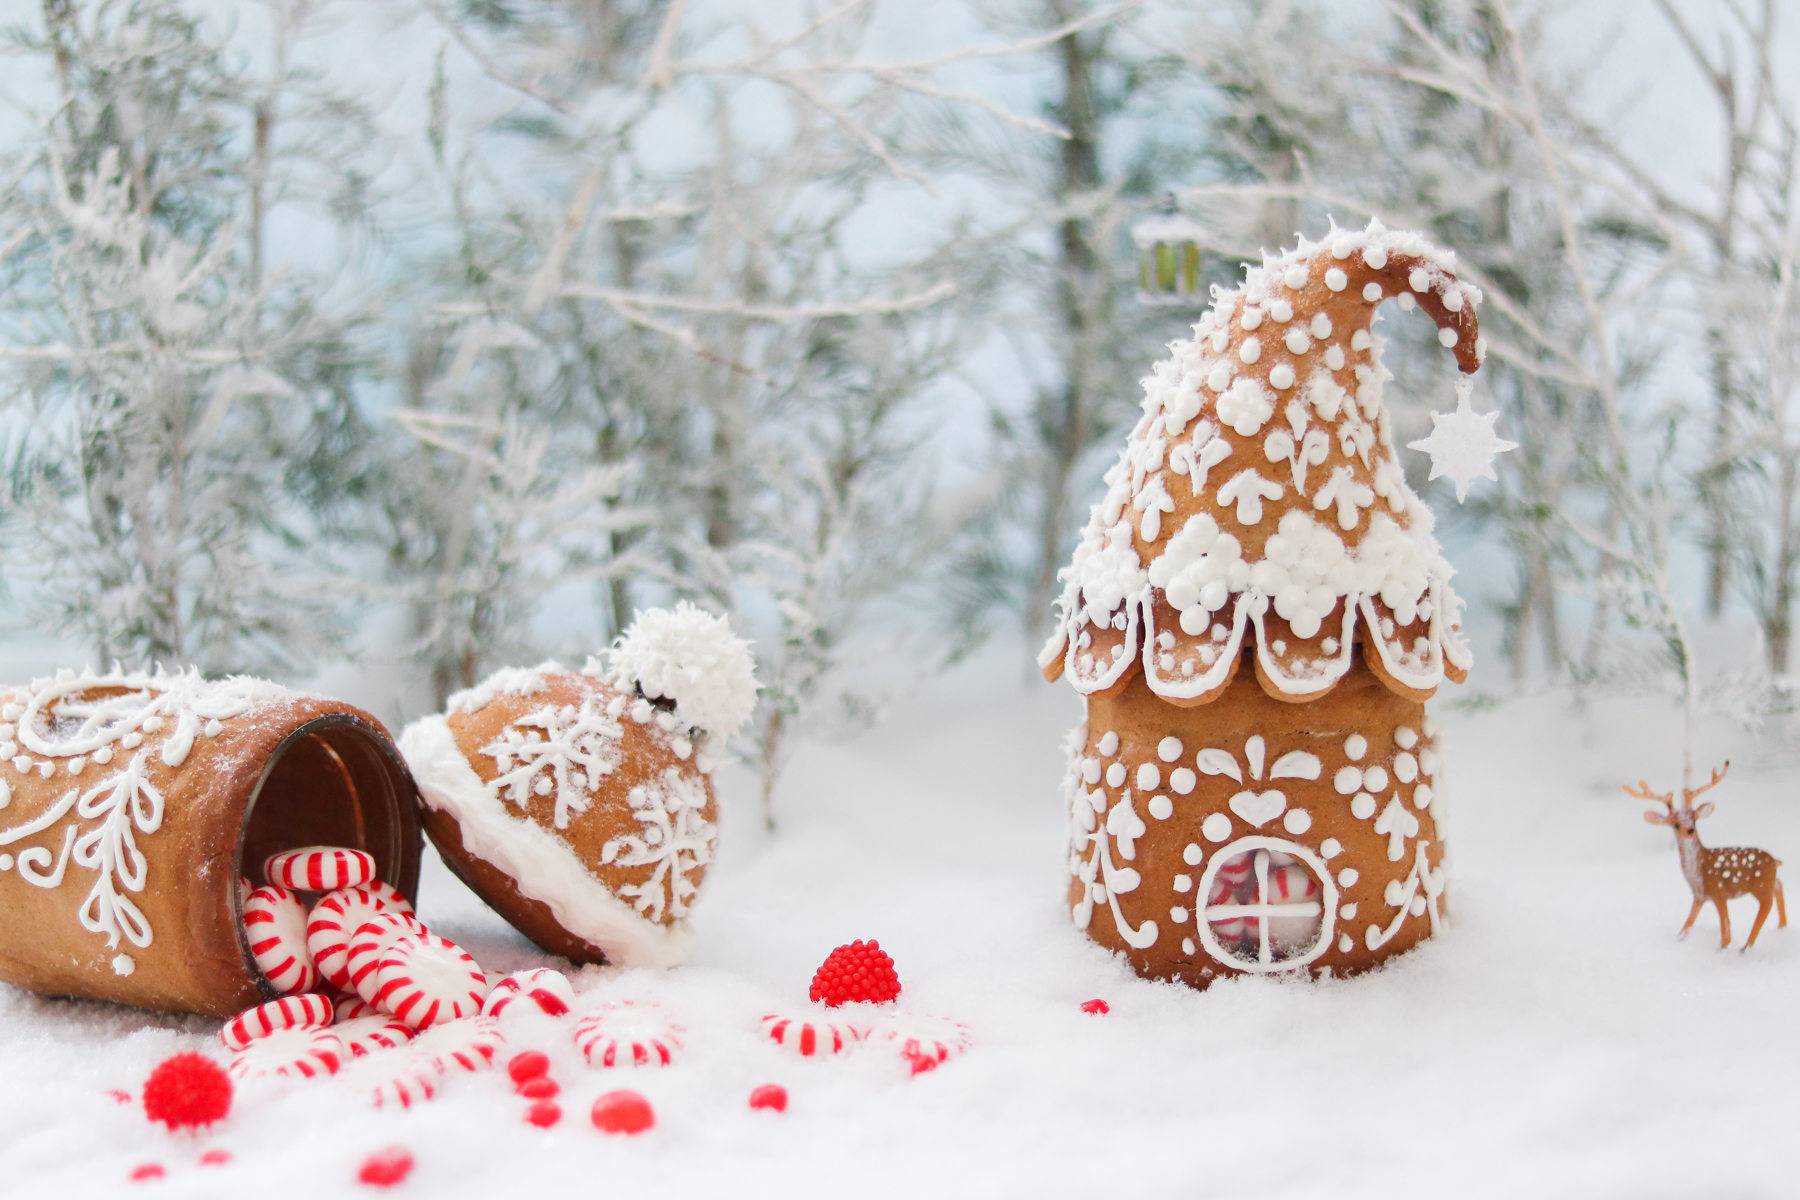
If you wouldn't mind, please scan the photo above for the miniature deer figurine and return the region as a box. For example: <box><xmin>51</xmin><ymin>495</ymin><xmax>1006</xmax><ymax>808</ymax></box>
<box><xmin>1627</xmin><ymin>763</ymin><xmax>1787</xmax><ymax>950</ymax></box>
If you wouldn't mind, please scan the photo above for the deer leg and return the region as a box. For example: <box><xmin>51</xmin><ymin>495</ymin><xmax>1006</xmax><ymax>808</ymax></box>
<box><xmin>1778</xmin><ymin>879</ymin><xmax>1788</xmax><ymax>928</ymax></box>
<box><xmin>1714</xmin><ymin>896</ymin><xmax>1733</xmax><ymax>949</ymax></box>
<box><xmin>1745</xmin><ymin>894</ymin><xmax>1774</xmax><ymax>950</ymax></box>
<box><xmin>1679</xmin><ymin>898</ymin><xmax>1705</xmax><ymax>940</ymax></box>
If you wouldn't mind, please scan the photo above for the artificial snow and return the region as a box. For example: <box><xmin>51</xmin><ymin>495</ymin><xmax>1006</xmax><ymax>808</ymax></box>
<box><xmin>1</xmin><ymin>645</ymin><xmax>1796</xmax><ymax>1197</ymax></box>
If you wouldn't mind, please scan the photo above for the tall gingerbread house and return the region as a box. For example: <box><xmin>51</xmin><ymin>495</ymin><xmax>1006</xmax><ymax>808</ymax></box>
<box><xmin>1042</xmin><ymin>221</ymin><xmax>1483</xmax><ymax>987</ymax></box>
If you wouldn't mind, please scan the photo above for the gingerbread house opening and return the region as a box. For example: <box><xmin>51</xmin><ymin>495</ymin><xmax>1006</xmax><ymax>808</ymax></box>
<box><xmin>234</xmin><ymin>715</ymin><xmax>423</xmax><ymax>988</ymax></box>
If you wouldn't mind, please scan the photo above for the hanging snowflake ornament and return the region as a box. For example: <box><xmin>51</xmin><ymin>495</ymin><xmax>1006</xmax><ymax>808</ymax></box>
<box><xmin>1406</xmin><ymin>376</ymin><xmax>1517</xmax><ymax>502</ymax></box>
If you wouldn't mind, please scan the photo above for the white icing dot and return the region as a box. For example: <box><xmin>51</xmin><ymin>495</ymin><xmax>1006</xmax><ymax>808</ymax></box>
<box><xmin>1344</xmin><ymin>734</ymin><xmax>1367</xmax><ymax>761</ymax></box>
<box><xmin>1170</xmin><ymin>907</ymin><xmax>1189</xmax><ymax>923</ymax></box>
<box><xmin>1081</xmin><ymin>758</ymin><xmax>1101</xmax><ymax>784</ymax></box>
<box><xmin>1098</xmin><ymin>731</ymin><xmax>1119</xmax><ymax>757</ymax></box>
<box><xmin>1409</xmin><ymin>268</ymin><xmax>1429</xmax><ymax>292</ymax></box>
<box><xmin>1207</xmin><ymin>363</ymin><xmax>1233</xmax><ymax>392</ymax></box>
<box><xmin>122</xmin><ymin>732</ymin><xmax>143</xmax><ymax>749</ymax></box>
<box><xmin>1442</xmin><ymin>288</ymin><xmax>1464</xmax><ymax>312</ymax></box>
<box><xmin>92</xmin><ymin>747</ymin><xmax>111</xmax><ymax>765</ymax></box>
<box><xmin>1271</xmin><ymin>639</ymin><xmax>1287</xmax><ymax>655</ymax></box>
<box><xmin>1410</xmin><ymin>895</ymin><xmax>1427</xmax><ymax>916</ymax></box>
<box><xmin>1324</xmin><ymin>267</ymin><xmax>1348</xmax><ymax>292</ymax></box>
<box><xmin>1338</xmin><ymin>933</ymin><xmax>1354</xmax><ymax>952</ymax></box>
<box><xmin>1385</xmin><ymin>879</ymin><xmax>1407</xmax><ymax>906</ymax></box>
<box><xmin>1363</xmin><ymin>765</ymin><xmax>1388</xmax><ymax>792</ymax></box>
<box><xmin>1239</xmin><ymin>337</ymin><xmax>1261</xmax><ymax>364</ymax></box>
<box><xmin>111</xmin><ymin>954</ymin><xmax>135</xmax><ymax>976</ymax></box>
<box><xmin>1351</xmin><ymin>792</ymin><xmax>1377</xmax><ymax>820</ymax></box>
<box><xmin>1169</xmin><ymin>767</ymin><xmax>1196</xmax><ymax>795</ymax></box>
<box><xmin>1241</xmin><ymin>307</ymin><xmax>1264</xmax><ymax>330</ymax></box>
<box><xmin>1157</xmin><ymin>737</ymin><xmax>1183</xmax><ymax>762</ymax></box>
<box><xmin>1394</xmin><ymin>752</ymin><xmax>1418</xmax><ymax>783</ymax></box>
<box><xmin>204</xmin><ymin>719</ymin><xmax>223</xmax><ymax>737</ymax></box>
<box><xmin>1414</xmin><ymin>784</ymin><xmax>1434</xmax><ymax>810</ymax></box>
<box><xmin>1341</xmin><ymin>902</ymin><xmax>1357</xmax><ymax>919</ymax></box>
<box><xmin>1319</xmin><ymin>838</ymin><xmax>1342</xmax><ymax>859</ymax></box>
<box><xmin>1423</xmin><ymin>717</ymin><xmax>1440</xmax><ymax>737</ymax></box>
<box><xmin>1136</xmin><ymin>763</ymin><xmax>1161</xmax><ymax>790</ymax></box>
<box><xmin>1174</xmin><ymin>874</ymin><xmax>1193</xmax><ymax>893</ymax></box>
<box><xmin>67</xmin><ymin>757</ymin><xmax>85</xmax><ymax>776</ymax></box>
<box><xmin>142</xmin><ymin>715</ymin><xmax>164</xmax><ymax>733</ymax></box>
<box><xmin>1398</xmin><ymin>293</ymin><xmax>1416</xmax><ymax>311</ymax></box>
<box><xmin>1337</xmin><ymin>868</ymin><xmax>1359</xmax><ymax>888</ymax></box>
<box><xmin>1284</xmin><ymin>329</ymin><xmax>1311</xmax><ymax>355</ymax></box>
<box><xmin>1333</xmin><ymin>766</ymin><xmax>1362</xmax><ymax>795</ymax></box>
<box><xmin>1282</xmin><ymin>808</ymin><xmax>1312</xmax><ymax>834</ymax></box>
<box><xmin>1106</xmin><ymin>763</ymin><xmax>1126</xmax><ymax>788</ymax></box>
<box><xmin>1395</xmin><ymin>726</ymin><xmax>1418</xmax><ymax>749</ymax></box>
<box><xmin>1310</xmin><ymin>313</ymin><xmax>1332</xmax><ymax>339</ymax></box>
<box><xmin>1148</xmin><ymin>795</ymin><xmax>1173</xmax><ymax>820</ymax></box>
<box><xmin>0</xmin><ymin>854</ymin><xmax>11</xmax><ymax>870</ymax></box>
<box><xmin>1362</xmin><ymin>282</ymin><xmax>1382</xmax><ymax>302</ymax></box>
<box><xmin>1201</xmin><ymin>812</ymin><xmax>1233</xmax><ymax>842</ymax></box>
<box><xmin>1438</xmin><ymin>326</ymin><xmax>1458</xmax><ymax>347</ymax></box>
<box><xmin>1183</xmin><ymin>843</ymin><xmax>1204</xmax><ymax>866</ymax></box>
<box><xmin>1322</xmin><ymin>637</ymin><xmax>1339</xmax><ymax>655</ymax></box>
<box><xmin>1363</xmin><ymin>246</ymin><xmax>1387</xmax><ymax>269</ymax></box>
<box><xmin>1268</xmin><ymin>299</ymin><xmax>1294</xmax><ymax>322</ymax></box>
<box><xmin>1324</xmin><ymin>345</ymin><xmax>1346</xmax><ymax>370</ymax></box>
<box><xmin>1283</xmin><ymin>264</ymin><xmax>1308</xmax><ymax>289</ymax></box>
<box><xmin>1350</xmin><ymin>329</ymin><xmax>1372</xmax><ymax>351</ymax></box>
<box><xmin>1182</xmin><ymin>938</ymin><xmax>1197</xmax><ymax>956</ymax></box>
<box><xmin>37</xmin><ymin>762</ymin><xmax>53</xmax><ymax>779</ymax></box>
<box><xmin>1269</xmin><ymin>363</ymin><xmax>1296</xmax><ymax>390</ymax></box>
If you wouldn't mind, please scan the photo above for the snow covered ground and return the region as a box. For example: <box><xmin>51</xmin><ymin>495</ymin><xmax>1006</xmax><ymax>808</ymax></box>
<box><xmin>2</xmin><ymin>644</ymin><xmax>1797</xmax><ymax>1198</ymax></box>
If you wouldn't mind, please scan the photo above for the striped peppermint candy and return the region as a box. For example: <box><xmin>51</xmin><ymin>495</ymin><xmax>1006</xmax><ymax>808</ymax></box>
<box><xmin>335</xmin><ymin>1015</ymin><xmax>417</xmax><ymax>1058</ymax></box>
<box><xmin>406</xmin><ymin>1016</ymin><xmax>505</xmax><ymax>1074</ymax></box>
<box><xmin>574</xmin><ymin>1003</ymin><xmax>684</xmax><ymax>1068</ymax></box>
<box><xmin>334</xmin><ymin>994</ymin><xmax>381</xmax><ymax>1023</ymax></box>
<box><xmin>307</xmin><ymin>881</ymin><xmax>413</xmax><ymax>991</ymax></box>
<box><xmin>243</xmin><ymin>885</ymin><xmax>317</xmax><ymax>994</ymax></box>
<box><xmin>265</xmin><ymin>845</ymin><xmax>377</xmax><ymax>893</ymax></box>
<box><xmin>220</xmin><ymin>993</ymin><xmax>333</xmax><ymax>1051</ymax></box>
<box><xmin>336</xmin><ymin>1052</ymin><xmax>437</xmax><ymax>1109</ymax></box>
<box><xmin>760</xmin><ymin>1010</ymin><xmax>864</xmax><ymax>1058</ymax></box>
<box><xmin>344</xmin><ymin>911</ymin><xmax>430</xmax><ymax>1005</ymax></box>
<box><xmin>228</xmin><ymin>1026</ymin><xmax>343</xmax><ymax>1081</ymax></box>
<box><xmin>482</xmin><ymin>969</ymin><xmax>574</xmax><ymax>1018</ymax></box>
<box><xmin>871</xmin><ymin>1013</ymin><xmax>972</xmax><ymax>1075</ymax></box>
<box><xmin>372</xmin><ymin>933</ymin><xmax>488</xmax><ymax>1030</ymax></box>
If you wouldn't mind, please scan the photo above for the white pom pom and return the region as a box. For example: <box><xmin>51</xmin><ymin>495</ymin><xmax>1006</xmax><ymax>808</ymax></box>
<box><xmin>600</xmin><ymin>602</ymin><xmax>759</xmax><ymax>741</ymax></box>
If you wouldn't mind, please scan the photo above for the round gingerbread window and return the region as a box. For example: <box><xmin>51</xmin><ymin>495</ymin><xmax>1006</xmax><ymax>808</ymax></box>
<box><xmin>1195</xmin><ymin>836</ymin><xmax>1337</xmax><ymax>972</ymax></box>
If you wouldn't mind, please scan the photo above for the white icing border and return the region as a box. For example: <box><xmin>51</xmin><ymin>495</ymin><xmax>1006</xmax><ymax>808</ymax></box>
<box><xmin>1192</xmin><ymin>835</ymin><xmax>1338</xmax><ymax>974</ymax></box>
<box><xmin>398</xmin><ymin>716</ymin><xmax>696</xmax><ymax>969</ymax></box>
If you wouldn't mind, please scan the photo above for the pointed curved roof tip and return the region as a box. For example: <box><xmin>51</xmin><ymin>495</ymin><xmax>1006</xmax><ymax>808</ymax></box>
<box><xmin>1041</xmin><ymin>220</ymin><xmax>1484</xmax><ymax>706</ymax></box>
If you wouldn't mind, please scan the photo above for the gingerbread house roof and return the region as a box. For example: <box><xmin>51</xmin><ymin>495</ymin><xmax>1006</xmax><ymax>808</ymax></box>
<box><xmin>1040</xmin><ymin>220</ymin><xmax>1482</xmax><ymax>705</ymax></box>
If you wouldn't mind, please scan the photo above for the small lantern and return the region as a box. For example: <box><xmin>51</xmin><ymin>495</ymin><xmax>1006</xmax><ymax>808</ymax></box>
<box><xmin>1133</xmin><ymin>208</ymin><xmax>1209</xmax><ymax>304</ymax></box>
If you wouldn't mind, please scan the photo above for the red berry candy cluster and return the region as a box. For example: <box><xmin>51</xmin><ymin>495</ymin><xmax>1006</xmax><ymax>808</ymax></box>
<box><xmin>808</xmin><ymin>940</ymin><xmax>901</xmax><ymax>1007</ymax></box>
<box><xmin>141</xmin><ymin>1053</ymin><xmax>233</xmax><ymax>1131</ymax></box>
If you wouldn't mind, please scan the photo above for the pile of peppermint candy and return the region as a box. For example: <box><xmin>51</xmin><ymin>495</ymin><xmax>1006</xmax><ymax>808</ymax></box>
<box><xmin>230</xmin><ymin>847</ymin><xmax>973</xmax><ymax>1113</ymax></box>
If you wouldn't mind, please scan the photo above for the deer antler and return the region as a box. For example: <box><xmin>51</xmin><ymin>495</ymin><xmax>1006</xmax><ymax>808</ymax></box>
<box><xmin>1623</xmin><ymin>779</ymin><xmax>1674</xmax><ymax>809</ymax></box>
<box><xmin>1682</xmin><ymin>761</ymin><xmax>1731</xmax><ymax>808</ymax></box>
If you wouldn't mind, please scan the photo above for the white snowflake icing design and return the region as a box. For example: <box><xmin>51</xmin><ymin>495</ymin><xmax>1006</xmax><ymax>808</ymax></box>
<box><xmin>480</xmin><ymin>698</ymin><xmax>623</xmax><ymax>830</ymax></box>
<box><xmin>0</xmin><ymin>667</ymin><xmax>268</xmax><ymax>958</ymax></box>
<box><xmin>600</xmin><ymin>767</ymin><xmax>715</xmax><ymax>922</ymax></box>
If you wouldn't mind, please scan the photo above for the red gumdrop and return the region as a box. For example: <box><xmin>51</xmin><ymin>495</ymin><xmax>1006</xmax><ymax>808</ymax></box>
<box><xmin>506</xmin><ymin>1051</ymin><xmax>550</xmax><ymax>1085</ymax></box>
<box><xmin>129</xmin><ymin>1163</ymin><xmax>165</xmax><ymax>1182</ymax></box>
<box><xmin>748</xmin><ymin>1085</ymin><xmax>788</xmax><ymax>1113</ymax></box>
<box><xmin>525</xmin><ymin>1100</ymin><xmax>562</xmax><ymax>1128</ymax></box>
<box><xmin>357</xmin><ymin>1147</ymin><xmax>414</xmax><ymax>1188</ymax></box>
<box><xmin>199</xmin><ymin>1149</ymin><xmax>233</xmax><ymax>1167</ymax></box>
<box><xmin>107</xmin><ymin>1090</ymin><xmax>132</xmax><ymax>1104</ymax></box>
<box><xmin>1080</xmin><ymin>999</ymin><xmax>1110</xmax><ymax>1015</ymax></box>
<box><xmin>142</xmin><ymin>1053</ymin><xmax>233</xmax><ymax>1131</ymax></box>
<box><xmin>517</xmin><ymin>1076</ymin><xmax>559</xmax><ymax>1100</ymax></box>
<box><xmin>591</xmin><ymin>1090</ymin><xmax>654</xmax><ymax>1135</ymax></box>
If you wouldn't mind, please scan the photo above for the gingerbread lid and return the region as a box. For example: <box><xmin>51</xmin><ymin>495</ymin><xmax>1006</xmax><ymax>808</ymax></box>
<box><xmin>1041</xmin><ymin>220</ymin><xmax>1483</xmax><ymax>704</ymax></box>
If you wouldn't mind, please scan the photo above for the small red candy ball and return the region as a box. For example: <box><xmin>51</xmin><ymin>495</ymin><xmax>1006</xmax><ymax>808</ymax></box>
<box><xmin>591</xmin><ymin>1090</ymin><xmax>655</xmax><ymax>1135</ymax></box>
<box><xmin>525</xmin><ymin>1100</ymin><xmax>562</xmax><ymax>1128</ymax></box>
<box><xmin>357</xmin><ymin>1147</ymin><xmax>414</xmax><ymax>1188</ymax></box>
<box><xmin>129</xmin><ymin>1163</ymin><xmax>165</xmax><ymax>1182</ymax></box>
<box><xmin>1080</xmin><ymin>999</ymin><xmax>1110</xmax><ymax>1015</ymax></box>
<box><xmin>199</xmin><ymin>1149</ymin><xmax>233</xmax><ymax>1167</ymax></box>
<box><xmin>748</xmin><ymin>1084</ymin><xmax>788</xmax><ymax>1112</ymax></box>
<box><xmin>518</xmin><ymin>1076</ymin><xmax>559</xmax><ymax>1100</ymax></box>
<box><xmin>142</xmin><ymin>1053</ymin><xmax>233</xmax><ymax>1131</ymax></box>
<box><xmin>507</xmin><ymin>1050</ymin><xmax>550</xmax><ymax>1085</ymax></box>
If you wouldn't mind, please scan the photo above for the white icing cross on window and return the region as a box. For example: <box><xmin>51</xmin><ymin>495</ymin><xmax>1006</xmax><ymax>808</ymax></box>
<box><xmin>1202</xmin><ymin>848</ymin><xmax>1323</xmax><ymax>967</ymax></box>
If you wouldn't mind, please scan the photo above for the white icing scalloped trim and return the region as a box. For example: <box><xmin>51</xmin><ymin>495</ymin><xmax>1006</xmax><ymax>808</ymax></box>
<box><xmin>398</xmin><ymin>716</ymin><xmax>695</xmax><ymax>969</ymax></box>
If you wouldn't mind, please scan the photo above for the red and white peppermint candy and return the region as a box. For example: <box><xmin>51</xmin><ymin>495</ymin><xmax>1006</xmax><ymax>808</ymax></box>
<box><xmin>306</xmin><ymin>881</ymin><xmax>413</xmax><ymax>991</ymax></box>
<box><xmin>871</xmin><ymin>1013</ymin><xmax>972</xmax><ymax>1075</ymax></box>
<box><xmin>335</xmin><ymin>1015</ymin><xmax>417</xmax><ymax>1058</ymax></box>
<box><xmin>336</xmin><ymin>1053</ymin><xmax>437</xmax><ymax>1109</ymax></box>
<box><xmin>760</xmin><ymin>1010</ymin><xmax>863</xmax><ymax>1058</ymax></box>
<box><xmin>372</xmin><ymin>933</ymin><xmax>488</xmax><ymax>1030</ymax></box>
<box><xmin>220</xmin><ymin>993</ymin><xmax>333</xmax><ymax>1051</ymax></box>
<box><xmin>227</xmin><ymin>1026</ymin><xmax>343</xmax><ymax>1081</ymax></box>
<box><xmin>334</xmin><ymin>994</ymin><xmax>380</xmax><ymax>1023</ymax></box>
<box><xmin>407</xmin><ymin>1016</ymin><xmax>505</xmax><ymax>1074</ymax></box>
<box><xmin>482</xmin><ymin>969</ymin><xmax>574</xmax><ymax>1018</ymax></box>
<box><xmin>344</xmin><ymin>911</ymin><xmax>430</xmax><ymax>1005</ymax></box>
<box><xmin>574</xmin><ymin>1003</ymin><xmax>684</xmax><ymax>1068</ymax></box>
<box><xmin>242</xmin><ymin>885</ymin><xmax>317</xmax><ymax>994</ymax></box>
<box><xmin>265</xmin><ymin>845</ymin><xmax>376</xmax><ymax>893</ymax></box>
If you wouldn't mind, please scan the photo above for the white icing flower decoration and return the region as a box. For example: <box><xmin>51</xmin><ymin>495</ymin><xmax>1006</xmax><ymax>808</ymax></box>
<box><xmin>593</xmin><ymin>602</ymin><xmax>758</xmax><ymax>742</ymax></box>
